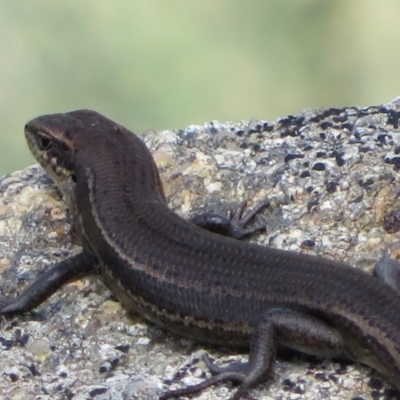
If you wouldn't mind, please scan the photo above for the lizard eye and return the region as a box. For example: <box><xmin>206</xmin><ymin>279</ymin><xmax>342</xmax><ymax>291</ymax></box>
<box><xmin>37</xmin><ymin>136</ymin><xmax>53</xmax><ymax>151</ymax></box>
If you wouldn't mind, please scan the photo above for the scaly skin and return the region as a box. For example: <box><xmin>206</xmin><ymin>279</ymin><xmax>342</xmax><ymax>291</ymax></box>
<box><xmin>1</xmin><ymin>110</ymin><xmax>400</xmax><ymax>399</ymax></box>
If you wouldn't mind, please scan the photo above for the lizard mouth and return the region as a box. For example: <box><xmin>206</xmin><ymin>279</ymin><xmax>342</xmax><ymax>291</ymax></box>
<box><xmin>24</xmin><ymin>124</ymin><xmax>77</xmax><ymax>209</ymax></box>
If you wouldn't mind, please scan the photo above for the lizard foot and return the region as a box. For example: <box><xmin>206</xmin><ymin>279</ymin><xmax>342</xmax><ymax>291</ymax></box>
<box><xmin>191</xmin><ymin>199</ymin><xmax>270</xmax><ymax>239</ymax></box>
<box><xmin>160</xmin><ymin>354</ymin><xmax>262</xmax><ymax>400</ymax></box>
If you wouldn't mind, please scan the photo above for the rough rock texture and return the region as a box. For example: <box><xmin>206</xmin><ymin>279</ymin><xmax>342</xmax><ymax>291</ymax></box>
<box><xmin>1</xmin><ymin>98</ymin><xmax>400</xmax><ymax>399</ymax></box>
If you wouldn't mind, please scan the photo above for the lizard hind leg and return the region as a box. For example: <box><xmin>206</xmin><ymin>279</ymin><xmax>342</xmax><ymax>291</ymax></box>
<box><xmin>159</xmin><ymin>368</ymin><xmax>251</xmax><ymax>400</ymax></box>
<box><xmin>159</xmin><ymin>355</ymin><xmax>270</xmax><ymax>400</ymax></box>
<box><xmin>160</xmin><ymin>307</ymin><xmax>346</xmax><ymax>399</ymax></box>
<box><xmin>160</xmin><ymin>311</ymin><xmax>277</xmax><ymax>400</ymax></box>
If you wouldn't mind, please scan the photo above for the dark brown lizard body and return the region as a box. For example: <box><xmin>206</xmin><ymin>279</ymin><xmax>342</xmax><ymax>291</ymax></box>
<box><xmin>1</xmin><ymin>110</ymin><xmax>400</xmax><ymax>399</ymax></box>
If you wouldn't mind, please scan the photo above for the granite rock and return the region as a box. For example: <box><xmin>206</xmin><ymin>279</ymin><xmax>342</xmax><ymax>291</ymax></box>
<box><xmin>1</xmin><ymin>99</ymin><xmax>400</xmax><ymax>399</ymax></box>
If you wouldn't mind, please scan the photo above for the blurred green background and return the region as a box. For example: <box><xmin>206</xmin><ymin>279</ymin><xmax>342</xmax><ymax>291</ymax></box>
<box><xmin>1</xmin><ymin>1</ymin><xmax>400</xmax><ymax>176</ymax></box>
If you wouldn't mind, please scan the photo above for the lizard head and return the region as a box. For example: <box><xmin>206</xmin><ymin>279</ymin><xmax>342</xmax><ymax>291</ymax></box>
<box><xmin>24</xmin><ymin>111</ymin><xmax>82</xmax><ymax>211</ymax></box>
<box><xmin>25</xmin><ymin>110</ymin><xmax>128</xmax><ymax>209</ymax></box>
<box><xmin>25</xmin><ymin>109</ymin><xmax>167</xmax><ymax>211</ymax></box>
<box><xmin>25</xmin><ymin>109</ymin><xmax>132</xmax><ymax>180</ymax></box>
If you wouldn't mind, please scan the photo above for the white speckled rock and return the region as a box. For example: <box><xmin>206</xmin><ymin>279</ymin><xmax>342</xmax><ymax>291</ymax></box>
<box><xmin>2</xmin><ymin>99</ymin><xmax>400</xmax><ymax>399</ymax></box>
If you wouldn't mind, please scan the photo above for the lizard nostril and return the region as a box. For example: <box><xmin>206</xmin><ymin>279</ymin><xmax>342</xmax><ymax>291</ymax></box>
<box><xmin>24</xmin><ymin>123</ymin><xmax>30</xmax><ymax>132</ymax></box>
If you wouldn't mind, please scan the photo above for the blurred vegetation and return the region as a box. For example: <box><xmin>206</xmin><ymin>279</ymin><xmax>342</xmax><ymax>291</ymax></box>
<box><xmin>1</xmin><ymin>1</ymin><xmax>400</xmax><ymax>175</ymax></box>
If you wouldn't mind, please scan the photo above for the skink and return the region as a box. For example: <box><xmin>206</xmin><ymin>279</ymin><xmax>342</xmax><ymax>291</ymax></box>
<box><xmin>1</xmin><ymin>109</ymin><xmax>400</xmax><ymax>399</ymax></box>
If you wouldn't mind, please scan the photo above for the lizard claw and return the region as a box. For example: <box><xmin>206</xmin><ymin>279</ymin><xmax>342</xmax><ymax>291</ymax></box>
<box><xmin>191</xmin><ymin>199</ymin><xmax>270</xmax><ymax>239</ymax></box>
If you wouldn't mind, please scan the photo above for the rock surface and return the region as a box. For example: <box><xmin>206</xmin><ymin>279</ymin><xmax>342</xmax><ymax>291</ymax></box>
<box><xmin>1</xmin><ymin>99</ymin><xmax>400</xmax><ymax>399</ymax></box>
